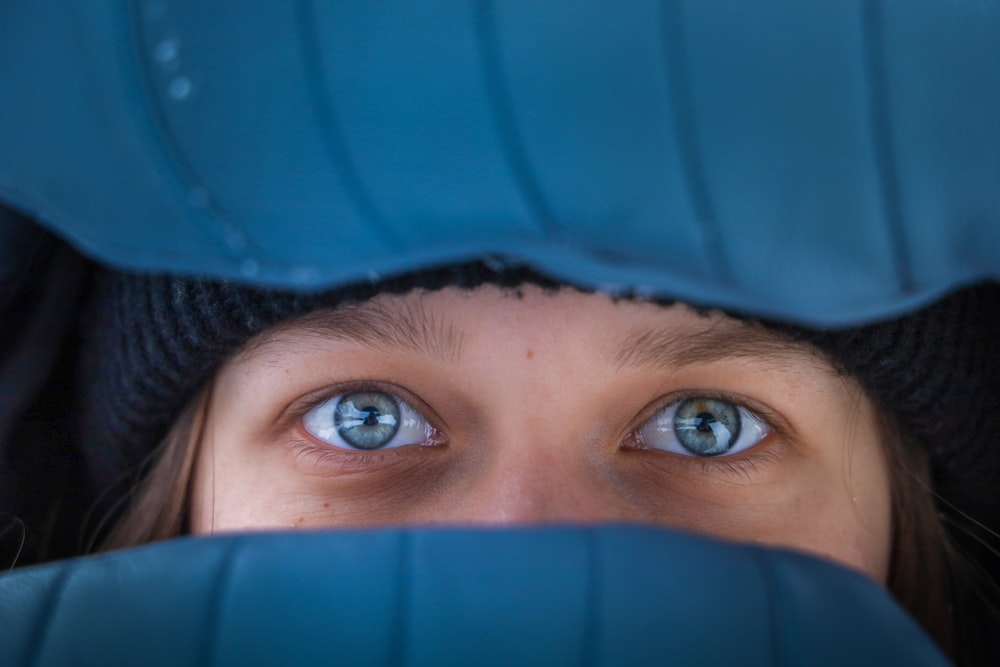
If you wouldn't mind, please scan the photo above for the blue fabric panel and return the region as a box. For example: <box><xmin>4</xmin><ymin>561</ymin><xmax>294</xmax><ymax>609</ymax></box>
<box><xmin>678</xmin><ymin>1</ymin><xmax>896</xmax><ymax>300</ymax></box>
<box><xmin>404</xmin><ymin>529</ymin><xmax>592</xmax><ymax>665</ymax></box>
<box><xmin>879</xmin><ymin>1</ymin><xmax>1000</xmax><ymax>282</ymax></box>
<box><xmin>595</xmin><ymin>526</ymin><xmax>771</xmax><ymax>663</ymax></box>
<box><xmin>1</xmin><ymin>1</ymin><xmax>998</xmax><ymax>325</ymax></box>
<box><xmin>305</xmin><ymin>1</ymin><xmax>539</xmax><ymax>247</ymax></box>
<box><xmin>210</xmin><ymin>531</ymin><xmax>400</xmax><ymax>666</ymax></box>
<box><xmin>0</xmin><ymin>2</ymin><xmax>228</xmax><ymax>266</ymax></box>
<box><xmin>128</xmin><ymin>1</ymin><xmax>392</xmax><ymax>266</ymax></box>
<box><xmin>0</xmin><ymin>527</ymin><xmax>949</xmax><ymax>666</ymax></box>
<box><xmin>13</xmin><ymin>537</ymin><xmax>234</xmax><ymax>666</ymax></box>
<box><xmin>758</xmin><ymin>548</ymin><xmax>943</xmax><ymax>664</ymax></box>
<box><xmin>485</xmin><ymin>1</ymin><xmax>711</xmax><ymax>276</ymax></box>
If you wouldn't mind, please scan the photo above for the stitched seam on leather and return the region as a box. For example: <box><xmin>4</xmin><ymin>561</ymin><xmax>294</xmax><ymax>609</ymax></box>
<box><xmin>120</xmin><ymin>0</ymin><xmax>255</xmax><ymax>261</ymax></box>
<box><xmin>25</xmin><ymin>561</ymin><xmax>76</xmax><ymax>667</ymax></box>
<box><xmin>388</xmin><ymin>531</ymin><xmax>411</xmax><ymax>667</ymax></box>
<box><xmin>581</xmin><ymin>528</ymin><xmax>601</xmax><ymax>667</ymax></box>
<box><xmin>198</xmin><ymin>540</ymin><xmax>241</xmax><ymax>667</ymax></box>
<box><xmin>752</xmin><ymin>551</ymin><xmax>788</xmax><ymax>667</ymax></box>
<box><xmin>861</xmin><ymin>0</ymin><xmax>913</xmax><ymax>294</ymax></box>
<box><xmin>294</xmin><ymin>0</ymin><xmax>396</xmax><ymax>249</ymax></box>
<box><xmin>473</xmin><ymin>0</ymin><xmax>558</xmax><ymax>237</ymax></box>
<box><xmin>658</xmin><ymin>0</ymin><xmax>730</xmax><ymax>284</ymax></box>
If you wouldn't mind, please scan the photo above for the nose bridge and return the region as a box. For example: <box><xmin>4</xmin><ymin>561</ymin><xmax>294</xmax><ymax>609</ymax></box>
<box><xmin>450</xmin><ymin>329</ymin><xmax>626</xmax><ymax>525</ymax></box>
<box><xmin>455</xmin><ymin>439</ymin><xmax>620</xmax><ymax>525</ymax></box>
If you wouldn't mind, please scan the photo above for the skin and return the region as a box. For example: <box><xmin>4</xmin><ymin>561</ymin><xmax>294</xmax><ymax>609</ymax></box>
<box><xmin>190</xmin><ymin>285</ymin><xmax>892</xmax><ymax>582</ymax></box>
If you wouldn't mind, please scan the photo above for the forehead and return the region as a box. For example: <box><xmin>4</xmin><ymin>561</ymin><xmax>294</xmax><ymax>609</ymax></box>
<box><xmin>237</xmin><ymin>285</ymin><xmax>834</xmax><ymax>375</ymax></box>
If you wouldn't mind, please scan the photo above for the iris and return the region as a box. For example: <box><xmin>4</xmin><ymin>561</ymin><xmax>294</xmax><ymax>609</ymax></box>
<box><xmin>673</xmin><ymin>398</ymin><xmax>741</xmax><ymax>456</ymax></box>
<box><xmin>333</xmin><ymin>391</ymin><xmax>401</xmax><ymax>450</ymax></box>
<box><xmin>637</xmin><ymin>396</ymin><xmax>767</xmax><ymax>458</ymax></box>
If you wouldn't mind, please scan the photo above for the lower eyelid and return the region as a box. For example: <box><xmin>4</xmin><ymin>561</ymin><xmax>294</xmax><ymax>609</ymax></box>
<box><xmin>637</xmin><ymin>392</ymin><xmax>783</xmax><ymax>450</ymax></box>
<box><xmin>295</xmin><ymin>416</ymin><xmax>445</xmax><ymax>449</ymax></box>
<box><xmin>299</xmin><ymin>387</ymin><xmax>442</xmax><ymax>451</ymax></box>
<box><xmin>621</xmin><ymin>408</ymin><xmax>776</xmax><ymax>472</ymax></box>
<box><xmin>625</xmin><ymin>438</ymin><xmax>786</xmax><ymax>486</ymax></box>
<box><xmin>679</xmin><ymin>446</ymin><xmax>783</xmax><ymax>480</ymax></box>
<box><xmin>286</xmin><ymin>434</ymin><xmax>447</xmax><ymax>475</ymax></box>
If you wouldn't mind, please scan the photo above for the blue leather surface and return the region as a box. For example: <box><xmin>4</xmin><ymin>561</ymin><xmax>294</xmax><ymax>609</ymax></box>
<box><xmin>1</xmin><ymin>1</ymin><xmax>998</xmax><ymax>325</ymax></box>
<box><xmin>0</xmin><ymin>526</ymin><xmax>948</xmax><ymax>666</ymax></box>
<box><xmin>0</xmin><ymin>5</ymin><xmax>986</xmax><ymax>663</ymax></box>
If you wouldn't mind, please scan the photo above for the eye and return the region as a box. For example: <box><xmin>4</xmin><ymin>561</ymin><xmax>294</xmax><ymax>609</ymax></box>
<box><xmin>637</xmin><ymin>397</ymin><xmax>770</xmax><ymax>457</ymax></box>
<box><xmin>302</xmin><ymin>390</ymin><xmax>438</xmax><ymax>450</ymax></box>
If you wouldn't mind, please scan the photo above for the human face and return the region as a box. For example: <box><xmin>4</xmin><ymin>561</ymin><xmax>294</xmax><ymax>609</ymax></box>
<box><xmin>189</xmin><ymin>285</ymin><xmax>892</xmax><ymax>581</ymax></box>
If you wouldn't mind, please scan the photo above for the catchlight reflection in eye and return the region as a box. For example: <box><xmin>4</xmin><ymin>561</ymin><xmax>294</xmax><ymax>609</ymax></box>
<box><xmin>638</xmin><ymin>397</ymin><xmax>770</xmax><ymax>457</ymax></box>
<box><xmin>302</xmin><ymin>390</ymin><xmax>437</xmax><ymax>450</ymax></box>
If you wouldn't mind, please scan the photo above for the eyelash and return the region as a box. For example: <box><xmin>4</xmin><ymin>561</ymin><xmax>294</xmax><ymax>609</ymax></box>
<box><xmin>283</xmin><ymin>380</ymin><xmax>446</xmax><ymax>470</ymax></box>
<box><xmin>615</xmin><ymin>388</ymin><xmax>784</xmax><ymax>479</ymax></box>
<box><xmin>658</xmin><ymin>443</ymin><xmax>782</xmax><ymax>481</ymax></box>
<box><xmin>286</xmin><ymin>384</ymin><xmax>785</xmax><ymax>476</ymax></box>
<box><xmin>282</xmin><ymin>380</ymin><xmax>435</xmax><ymax>432</ymax></box>
<box><xmin>638</xmin><ymin>388</ymin><xmax>788</xmax><ymax>439</ymax></box>
<box><xmin>287</xmin><ymin>435</ymin><xmax>418</xmax><ymax>471</ymax></box>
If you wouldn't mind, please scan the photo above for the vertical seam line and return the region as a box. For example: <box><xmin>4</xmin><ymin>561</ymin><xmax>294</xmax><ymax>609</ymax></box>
<box><xmin>581</xmin><ymin>529</ymin><xmax>601</xmax><ymax>667</ymax></box>
<box><xmin>752</xmin><ymin>551</ymin><xmax>788</xmax><ymax>667</ymax></box>
<box><xmin>295</xmin><ymin>0</ymin><xmax>397</xmax><ymax>250</ymax></box>
<box><xmin>861</xmin><ymin>0</ymin><xmax>914</xmax><ymax>293</ymax></box>
<box><xmin>120</xmin><ymin>0</ymin><xmax>255</xmax><ymax>259</ymax></box>
<box><xmin>659</xmin><ymin>0</ymin><xmax>731</xmax><ymax>284</ymax></box>
<box><xmin>198</xmin><ymin>539</ymin><xmax>241</xmax><ymax>667</ymax></box>
<box><xmin>472</xmin><ymin>0</ymin><xmax>558</xmax><ymax>237</ymax></box>
<box><xmin>25</xmin><ymin>561</ymin><xmax>76</xmax><ymax>667</ymax></box>
<box><xmin>388</xmin><ymin>532</ymin><xmax>411</xmax><ymax>667</ymax></box>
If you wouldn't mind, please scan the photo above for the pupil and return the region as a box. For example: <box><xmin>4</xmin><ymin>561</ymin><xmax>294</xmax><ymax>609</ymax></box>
<box><xmin>362</xmin><ymin>408</ymin><xmax>379</xmax><ymax>426</ymax></box>
<box><xmin>695</xmin><ymin>412</ymin><xmax>715</xmax><ymax>433</ymax></box>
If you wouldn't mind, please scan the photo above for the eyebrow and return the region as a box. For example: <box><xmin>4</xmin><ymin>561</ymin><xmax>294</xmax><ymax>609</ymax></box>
<box><xmin>612</xmin><ymin>318</ymin><xmax>830</xmax><ymax>372</ymax></box>
<box><xmin>243</xmin><ymin>297</ymin><xmax>827</xmax><ymax>373</ymax></box>
<box><xmin>242</xmin><ymin>298</ymin><xmax>465</xmax><ymax>363</ymax></box>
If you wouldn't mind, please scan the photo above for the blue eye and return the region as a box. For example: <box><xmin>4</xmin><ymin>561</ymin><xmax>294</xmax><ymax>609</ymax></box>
<box><xmin>638</xmin><ymin>397</ymin><xmax>770</xmax><ymax>457</ymax></box>
<box><xmin>302</xmin><ymin>390</ymin><xmax>437</xmax><ymax>450</ymax></box>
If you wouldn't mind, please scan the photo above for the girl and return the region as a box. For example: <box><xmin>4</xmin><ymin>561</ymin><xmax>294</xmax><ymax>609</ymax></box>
<box><xmin>1</xmin><ymin>3</ymin><xmax>997</xmax><ymax>664</ymax></box>
<box><xmin>70</xmin><ymin>260</ymin><xmax>999</xmax><ymax>664</ymax></box>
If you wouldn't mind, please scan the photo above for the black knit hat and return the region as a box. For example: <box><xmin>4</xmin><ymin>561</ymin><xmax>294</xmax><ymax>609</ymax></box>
<box><xmin>80</xmin><ymin>262</ymin><xmax>559</xmax><ymax>494</ymax></box>
<box><xmin>80</xmin><ymin>263</ymin><xmax>1000</xmax><ymax>535</ymax></box>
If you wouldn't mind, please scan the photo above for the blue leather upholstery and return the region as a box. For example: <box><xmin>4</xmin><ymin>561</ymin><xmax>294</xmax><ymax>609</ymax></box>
<box><xmin>0</xmin><ymin>526</ymin><xmax>948</xmax><ymax>666</ymax></box>
<box><xmin>0</xmin><ymin>3</ymin><xmax>990</xmax><ymax>664</ymax></box>
<box><xmin>1</xmin><ymin>1</ymin><xmax>998</xmax><ymax>325</ymax></box>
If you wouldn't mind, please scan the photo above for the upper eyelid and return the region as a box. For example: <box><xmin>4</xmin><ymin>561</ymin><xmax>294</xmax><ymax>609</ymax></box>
<box><xmin>303</xmin><ymin>391</ymin><xmax>440</xmax><ymax>452</ymax></box>
<box><xmin>277</xmin><ymin>380</ymin><xmax>447</xmax><ymax>439</ymax></box>
<box><xmin>278</xmin><ymin>381</ymin><xmax>793</xmax><ymax>454</ymax></box>
<box><xmin>628</xmin><ymin>390</ymin><xmax>791</xmax><ymax>444</ymax></box>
